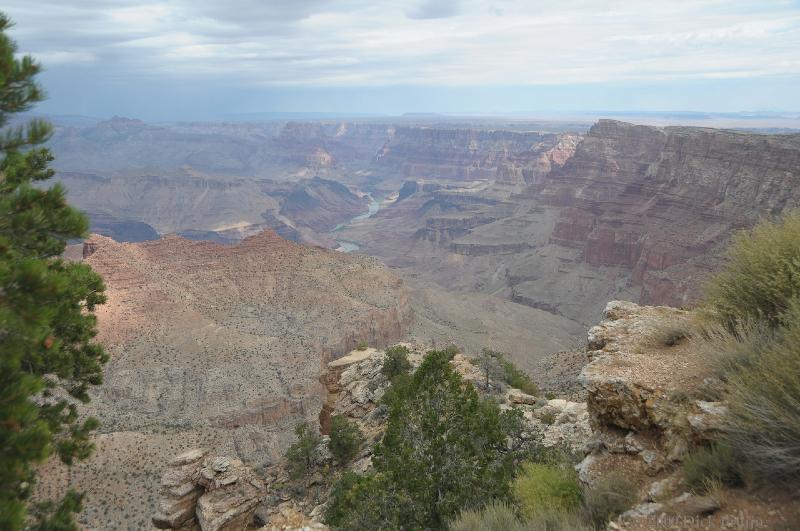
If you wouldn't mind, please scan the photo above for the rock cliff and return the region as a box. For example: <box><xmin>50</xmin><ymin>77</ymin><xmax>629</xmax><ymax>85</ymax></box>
<box><xmin>540</xmin><ymin>120</ymin><xmax>800</xmax><ymax>307</ymax></box>
<box><xmin>376</xmin><ymin>126</ymin><xmax>578</xmax><ymax>184</ymax></box>
<box><xmin>37</xmin><ymin>231</ymin><xmax>412</xmax><ymax>530</ymax></box>
<box><xmin>577</xmin><ymin>301</ymin><xmax>797</xmax><ymax>529</ymax></box>
<box><xmin>337</xmin><ymin>120</ymin><xmax>800</xmax><ymax>326</ymax></box>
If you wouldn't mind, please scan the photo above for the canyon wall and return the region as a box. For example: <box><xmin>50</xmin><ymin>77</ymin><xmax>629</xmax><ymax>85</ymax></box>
<box><xmin>376</xmin><ymin>126</ymin><xmax>579</xmax><ymax>184</ymax></box>
<box><xmin>538</xmin><ymin>120</ymin><xmax>800</xmax><ymax>307</ymax></box>
<box><xmin>337</xmin><ymin>120</ymin><xmax>800</xmax><ymax>325</ymax></box>
<box><xmin>38</xmin><ymin>231</ymin><xmax>412</xmax><ymax>529</ymax></box>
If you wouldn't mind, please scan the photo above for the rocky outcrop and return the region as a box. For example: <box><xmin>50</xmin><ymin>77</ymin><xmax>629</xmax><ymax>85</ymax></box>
<box><xmin>575</xmin><ymin>300</ymin><xmax>758</xmax><ymax>528</ymax></box>
<box><xmin>322</xmin><ymin>346</ymin><xmax>592</xmax><ymax>464</ymax></box>
<box><xmin>269</xmin><ymin>344</ymin><xmax>593</xmax><ymax>526</ymax></box>
<box><xmin>580</xmin><ymin>301</ymin><xmax>720</xmax><ymax>442</ymax></box>
<box><xmin>153</xmin><ymin>449</ymin><xmax>265</xmax><ymax>531</ymax></box>
<box><xmin>42</xmin><ymin>231</ymin><xmax>412</xmax><ymax>529</ymax></box>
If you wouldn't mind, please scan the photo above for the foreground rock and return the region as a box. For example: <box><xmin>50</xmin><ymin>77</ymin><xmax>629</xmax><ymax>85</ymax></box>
<box><xmin>154</xmin><ymin>450</ymin><xmax>265</xmax><ymax>531</ymax></box>
<box><xmin>580</xmin><ymin>301</ymin><xmax>721</xmax><ymax>458</ymax></box>
<box><xmin>579</xmin><ymin>301</ymin><xmax>798</xmax><ymax>529</ymax></box>
<box><xmin>577</xmin><ymin>301</ymin><xmax>716</xmax><ymax>489</ymax></box>
<box><xmin>263</xmin><ymin>344</ymin><xmax>593</xmax><ymax>525</ymax></box>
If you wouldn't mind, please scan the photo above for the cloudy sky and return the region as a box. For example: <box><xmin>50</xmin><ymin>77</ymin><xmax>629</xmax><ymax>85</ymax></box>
<box><xmin>6</xmin><ymin>0</ymin><xmax>800</xmax><ymax>120</ymax></box>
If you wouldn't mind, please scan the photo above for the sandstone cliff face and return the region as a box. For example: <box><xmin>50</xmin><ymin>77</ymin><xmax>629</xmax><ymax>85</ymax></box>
<box><xmin>41</xmin><ymin>231</ymin><xmax>412</xmax><ymax>530</ymax></box>
<box><xmin>338</xmin><ymin>120</ymin><xmax>800</xmax><ymax>326</ymax></box>
<box><xmin>540</xmin><ymin>120</ymin><xmax>800</xmax><ymax>307</ymax></box>
<box><xmin>376</xmin><ymin>127</ymin><xmax>578</xmax><ymax>183</ymax></box>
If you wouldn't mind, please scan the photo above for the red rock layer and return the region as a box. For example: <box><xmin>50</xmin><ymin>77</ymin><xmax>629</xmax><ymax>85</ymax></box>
<box><xmin>540</xmin><ymin>120</ymin><xmax>800</xmax><ymax>305</ymax></box>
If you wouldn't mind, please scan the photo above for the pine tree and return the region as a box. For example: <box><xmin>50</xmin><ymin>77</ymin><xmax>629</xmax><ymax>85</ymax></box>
<box><xmin>0</xmin><ymin>13</ymin><xmax>108</xmax><ymax>530</ymax></box>
<box><xmin>326</xmin><ymin>350</ymin><xmax>541</xmax><ymax>530</ymax></box>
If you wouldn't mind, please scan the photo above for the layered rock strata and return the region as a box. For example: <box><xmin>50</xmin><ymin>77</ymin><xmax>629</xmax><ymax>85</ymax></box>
<box><xmin>153</xmin><ymin>449</ymin><xmax>266</xmax><ymax>531</ymax></box>
<box><xmin>39</xmin><ymin>231</ymin><xmax>412</xmax><ymax>530</ymax></box>
<box><xmin>338</xmin><ymin>121</ymin><xmax>800</xmax><ymax>326</ymax></box>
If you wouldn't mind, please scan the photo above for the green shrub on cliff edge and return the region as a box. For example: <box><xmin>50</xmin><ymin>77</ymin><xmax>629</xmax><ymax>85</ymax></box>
<box><xmin>382</xmin><ymin>344</ymin><xmax>411</xmax><ymax>380</ymax></box>
<box><xmin>325</xmin><ymin>350</ymin><xmax>541</xmax><ymax>529</ymax></box>
<box><xmin>513</xmin><ymin>462</ymin><xmax>582</xmax><ymax>520</ymax></box>
<box><xmin>699</xmin><ymin>210</ymin><xmax>800</xmax><ymax>487</ymax></box>
<box><xmin>0</xmin><ymin>13</ymin><xmax>109</xmax><ymax>530</ymax></box>
<box><xmin>723</xmin><ymin>301</ymin><xmax>800</xmax><ymax>484</ymax></box>
<box><xmin>328</xmin><ymin>415</ymin><xmax>363</xmax><ymax>465</ymax></box>
<box><xmin>449</xmin><ymin>500</ymin><xmax>526</xmax><ymax>531</ymax></box>
<box><xmin>704</xmin><ymin>210</ymin><xmax>800</xmax><ymax>329</ymax></box>
<box><xmin>476</xmin><ymin>349</ymin><xmax>539</xmax><ymax>395</ymax></box>
<box><xmin>581</xmin><ymin>472</ymin><xmax>638</xmax><ymax>527</ymax></box>
<box><xmin>683</xmin><ymin>442</ymin><xmax>743</xmax><ymax>492</ymax></box>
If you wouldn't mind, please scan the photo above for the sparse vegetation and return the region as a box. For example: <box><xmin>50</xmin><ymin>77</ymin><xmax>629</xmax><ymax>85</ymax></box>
<box><xmin>450</xmin><ymin>501</ymin><xmax>591</xmax><ymax>531</ymax></box>
<box><xmin>476</xmin><ymin>349</ymin><xmax>539</xmax><ymax>395</ymax></box>
<box><xmin>683</xmin><ymin>442</ymin><xmax>743</xmax><ymax>493</ymax></box>
<box><xmin>501</xmin><ymin>358</ymin><xmax>539</xmax><ymax>396</ymax></box>
<box><xmin>539</xmin><ymin>411</ymin><xmax>556</xmax><ymax>425</ymax></box>
<box><xmin>284</xmin><ymin>422</ymin><xmax>321</xmax><ymax>479</ymax></box>
<box><xmin>442</xmin><ymin>344</ymin><xmax>460</xmax><ymax>360</ymax></box>
<box><xmin>723</xmin><ymin>305</ymin><xmax>800</xmax><ymax>484</ymax></box>
<box><xmin>704</xmin><ymin>209</ymin><xmax>800</xmax><ymax>329</ymax></box>
<box><xmin>355</xmin><ymin>340</ymin><xmax>369</xmax><ymax>351</ymax></box>
<box><xmin>449</xmin><ymin>500</ymin><xmax>526</xmax><ymax>531</ymax></box>
<box><xmin>382</xmin><ymin>344</ymin><xmax>411</xmax><ymax>380</ymax></box>
<box><xmin>581</xmin><ymin>472</ymin><xmax>638</xmax><ymax>528</ymax></box>
<box><xmin>525</xmin><ymin>511</ymin><xmax>593</xmax><ymax>531</ymax></box>
<box><xmin>328</xmin><ymin>415</ymin><xmax>363</xmax><ymax>465</ymax></box>
<box><xmin>513</xmin><ymin>462</ymin><xmax>582</xmax><ymax>521</ymax></box>
<box><xmin>651</xmin><ymin>319</ymin><xmax>691</xmax><ymax>347</ymax></box>
<box><xmin>696</xmin><ymin>212</ymin><xmax>800</xmax><ymax>487</ymax></box>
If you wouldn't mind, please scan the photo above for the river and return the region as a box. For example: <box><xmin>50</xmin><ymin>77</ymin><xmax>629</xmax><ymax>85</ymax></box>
<box><xmin>332</xmin><ymin>194</ymin><xmax>382</xmax><ymax>252</ymax></box>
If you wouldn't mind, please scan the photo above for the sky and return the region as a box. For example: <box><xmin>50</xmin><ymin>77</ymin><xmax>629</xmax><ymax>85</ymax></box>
<box><xmin>5</xmin><ymin>0</ymin><xmax>800</xmax><ymax>120</ymax></box>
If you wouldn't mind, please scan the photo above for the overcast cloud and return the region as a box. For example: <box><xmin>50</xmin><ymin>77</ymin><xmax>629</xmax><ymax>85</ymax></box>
<box><xmin>5</xmin><ymin>1</ymin><xmax>800</xmax><ymax>119</ymax></box>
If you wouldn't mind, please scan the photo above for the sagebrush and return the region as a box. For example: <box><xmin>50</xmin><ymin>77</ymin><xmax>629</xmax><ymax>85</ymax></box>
<box><xmin>704</xmin><ymin>210</ymin><xmax>800</xmax><ymax>328</ymax></box>
<box><xmin>683</xmin><ymin>443</ymin><xmax>743</xmax><ymax>492</ymax></box>
<box><xmin>723</xmin><ymin>302</ymin><xmax>800</xmax><ymax>484</ymax></box>
<box><xmin>513</xmin><ymin>462</ymin><xmax>582</xmax><ymax>520</ymax></box>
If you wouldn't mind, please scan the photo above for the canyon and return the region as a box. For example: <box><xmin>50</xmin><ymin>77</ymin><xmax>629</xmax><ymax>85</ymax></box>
<box><xmin>38</xmin><ymin>115</ymin><xmax>800</xmax><ymax>528</ymax></box>
<box><xmin>55</xmin><ymin>116</ymin><xmax>800</xmax><ymax>329</ymax></box>
<box><xmin>338</xmin><ymin>119</ymin><xmax>800</xmax><ymax>325</ymax></box>
<box><xmin>40</xmin><ymin>230</ymin><xmax>413</xmax><ymax>529</ymax></box>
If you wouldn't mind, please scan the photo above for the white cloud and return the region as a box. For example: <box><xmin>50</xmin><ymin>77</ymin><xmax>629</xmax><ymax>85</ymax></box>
<box><xmin>5</xmin><ymin>0</ymin><xmax>800</xmax><ymax>86</ymax></box>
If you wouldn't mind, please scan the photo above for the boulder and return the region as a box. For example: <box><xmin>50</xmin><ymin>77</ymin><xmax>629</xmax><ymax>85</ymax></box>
<box><xmin>507</xmin><ymin>389</ymin><xmax>538</xmax><ymax>405</ymax></box>
<box><xmin>153</xmin><ymin>450</ymin><xmax>265</xmax><ymax>531</ymax></box>
<box><xmin>153</xmin><ymin>449</ymin><xmax>209</xmax><ymax>529</ymax></box>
